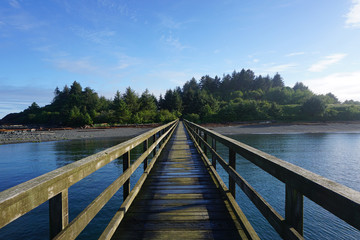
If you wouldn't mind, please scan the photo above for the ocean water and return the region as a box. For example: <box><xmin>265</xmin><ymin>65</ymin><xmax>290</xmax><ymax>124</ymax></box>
<box><xmin>215</xmin><ymin>133</ymin><xmax>360</xmax><ymax>240</ymax></box>
<box><xmin>0</xmin><ymin>133</ymin><xmax>360</xmax><ymax>239</ymax></box>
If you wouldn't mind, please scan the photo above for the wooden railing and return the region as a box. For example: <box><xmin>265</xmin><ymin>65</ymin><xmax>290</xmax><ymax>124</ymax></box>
<box><xmin>0</xmin><ymin>119</ymin><xmax>179</xmax><ymax>240</ymax></box>
<box><xmin>184</xmin><ymin>119</ymin><xmax>360</xmax><ymax>240</ymax></box>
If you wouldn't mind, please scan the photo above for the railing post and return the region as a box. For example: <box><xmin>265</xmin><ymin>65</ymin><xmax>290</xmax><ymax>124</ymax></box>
<box><xmin>212</xmin><ymin>138</ymin><xmax>216</xmax><ymax>169</ymax></box>
<box><xmin>123</xmin><ymin>151</ymin><xmax>130</xmax><ymax>201</ymax></box>
<box><xmin>144</xmin><ymin>139</ymin><xmax>148</xmax><ymax>171</ymax></box>
<box><xmin>204</xmin><ymin>133</ymin><xmax>207</xmax><ymax>156</ymax></box>
<box><xmin>229</xmin><ymin>149</ymin><xmax>236</xmax><ymax>198</ymax></box>
<box><xmin>49</xmin><ymin>189</ymin><xmax>69</xmax><ymax>239</ymax></box>
<box><xmin>285</xmin><ymin>185</ymin><xmax>304</xmax><ymax>235</ymax></box>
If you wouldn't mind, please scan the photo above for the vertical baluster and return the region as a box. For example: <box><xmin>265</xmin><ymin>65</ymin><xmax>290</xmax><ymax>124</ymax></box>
<box><xmin>159</xmin><ymin>130</ymin><xmax>162</xmax><ymax>147</ymax></box>
<box><xmin>285</xmin><ymin>185</ymin><xmax>304</xmax><ymax>235</ymax></box>
<box><xmin>204</xmin><ymin>133</ymin><xmax>207</xmax><ymax>156</ymax></box>
<box><xmin>212</xmin><ymin>138</ymin><xmax>216</xmax><ymax>169</ymax></box>
<box><xmin>153</xmin><ymin>134</ymin><xmax>157</xmax><ymax>157</ymax></box>
<box><xmin>123</xmin><ymin>151</ymin><xmax>130</xmax><ymax>201</ymax></box>
<box><xmin>144</xmin><ymin>139</ymin><xmax>148</xmax><ymax>171</ymax></box>
<box><xmin>49</xmin><ymin>189</ymin><xmax>69</xmax><ymax>239</ymax></box>
<box><xmin>229</xmin><ymin>149</ymin><xmax>236</xmax><ymax>198</ymax></box>
<box><xmin>196</xmin><ymin>128</ymin><xmax>199</xmax><ymax>144</ymax></box>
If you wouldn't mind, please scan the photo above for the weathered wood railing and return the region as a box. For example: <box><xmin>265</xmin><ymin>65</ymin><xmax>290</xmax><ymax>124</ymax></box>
<box><xmin>0</xmin><ymin>119</ymin><xmax>179</xmax><ymax>240</ymax></box>
<box><xmin>184</xmin><ymin>119</ymin><xmax>360</xmax><ymax>240</ymax></box>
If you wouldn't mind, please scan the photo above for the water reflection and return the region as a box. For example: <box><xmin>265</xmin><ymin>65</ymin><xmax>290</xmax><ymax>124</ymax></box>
<box><xmin>220</xmin><ymin>133</ymin><xmax>360</xmax><ymax>240</ymax></box>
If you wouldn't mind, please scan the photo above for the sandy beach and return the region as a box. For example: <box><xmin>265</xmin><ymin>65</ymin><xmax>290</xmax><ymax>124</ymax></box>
<box><xmin>208</xmin><ymin>122</ymin><xmax>360</xmax><ymax>135</ymax></box>
<box><xmin>1</xmin><ymin>122</ymin><xmax>360</xmax><ymax>145</ymax></box>
<box><xmin>0</xmin><ymin>127</ymin><xmax>152</xmax><ymax>145</ymax></box>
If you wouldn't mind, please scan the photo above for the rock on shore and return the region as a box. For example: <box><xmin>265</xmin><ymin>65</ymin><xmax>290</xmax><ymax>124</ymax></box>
<box><xmin>0</xmin><ymin>127</ymin><xmax>152</xmax><ymax>145</ymax></box>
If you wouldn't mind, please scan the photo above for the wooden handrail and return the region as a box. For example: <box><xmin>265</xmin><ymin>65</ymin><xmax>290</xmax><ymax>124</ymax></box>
<box><xmin>183</xmin><ymin>122</ymin><xmax>260</xmax><ymax>240</ymax></box>
<box><xmin>184</xmin><ymin>119</ymin><xmax>360</xmax><ymax>239</ymax></box>
<box><xmin>0</xmin><ymin>119</ymin><xmax>179</xmax><ymax>239</ymax></box>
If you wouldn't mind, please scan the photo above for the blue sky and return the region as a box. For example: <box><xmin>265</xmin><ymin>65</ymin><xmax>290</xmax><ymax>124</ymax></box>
<box><xmin>1</xmin><ymin>0</ymin><xmax>360</xmax><ymax>118</ymax></box>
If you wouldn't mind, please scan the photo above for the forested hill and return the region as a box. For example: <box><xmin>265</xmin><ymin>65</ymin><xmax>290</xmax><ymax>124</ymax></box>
<box><xmin>2</xmin><ymin>69</ymin><xmax>360</xmax><ymax>127</ymax></box>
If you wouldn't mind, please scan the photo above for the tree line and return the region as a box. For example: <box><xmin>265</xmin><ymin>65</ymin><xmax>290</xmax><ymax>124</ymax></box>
<box><xmin>2</xmin><ymin>69</ymin><xmax>360</xmax><ymax>126</ymax></box>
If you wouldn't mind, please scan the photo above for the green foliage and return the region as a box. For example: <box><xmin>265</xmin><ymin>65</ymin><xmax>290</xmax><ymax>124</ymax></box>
<box><xmin>2</xmin><ymin>68</ymin><xmax>360</xmax><ymax>127</ymax></box>
<box><xmin>156</xmin><ymin>110</ymin><xmax>177</xmax><ymax>123</ymax></box>
<box><xmin>184</xmin><ymin>113</ymin><xmax>200</xmax><ymax>123</ymax></box>
<box><xmin>301</xmin><ymin>96</ymin><xmax>326</xmax><ymax>118</ymax></box>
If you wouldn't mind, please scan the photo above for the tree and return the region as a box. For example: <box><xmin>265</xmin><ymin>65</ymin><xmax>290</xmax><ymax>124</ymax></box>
<box><xmin>82</xmin><ymin>87</ymin><xmax>99</xmax><ymax>113</ymax></box>
<box><xmin>26</xmin><ymin>102</ymin><xmax>40</xmax><ymax>112</ymax></box>
<box><xmin>293</xmin><ymin>82</ymin><xmax>309</xmax><ymax>91</ymax></box>
<box><xmin>302</xmin><ymin>96</ymin><xmax>326</xmax><ymax>117</ymax></box>
<box><xmin>123</xmin><ymin>87</ymin><xmax>139</xmax><ymax>115</ymax></box>
<box><xmin>140</xmin><ymin>89</ymin><xmax>157</xmax><ymax>111</ymax></box>
<box><xmin>112</xmin><ymin>91</ymin><xmax>131</xmax><ymax>123</ymax></box>
<box><xmin>272</xmin><ymin>73</ymin><xmax>284</xmax><ymax>88</ymax></box>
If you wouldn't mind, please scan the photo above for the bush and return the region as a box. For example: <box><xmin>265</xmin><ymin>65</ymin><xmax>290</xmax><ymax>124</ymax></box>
<box><xmin>302</xmin><ymin>96</ymin><xmax>326</xmax><ymax>118</ymax></box>
<box><xmin>184</xmin><ymin>113</ymin><xmax>200</xmax><ymax>123</ymax></box>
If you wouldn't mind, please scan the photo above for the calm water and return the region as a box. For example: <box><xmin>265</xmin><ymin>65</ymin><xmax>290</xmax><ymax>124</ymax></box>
<box><xmin>215</xmin><ymin>133</ymin><xmax>360</xmax><ymax>240</ymax></box>
<box><xmin>0</xmin><ymin>133</ymin><xmax>360</xmax><ymax>239</ymax></box>
<box><xmin>0</xmin><ymin>137</ymin><xmax>145</xmax><ymax>240</ymax></box>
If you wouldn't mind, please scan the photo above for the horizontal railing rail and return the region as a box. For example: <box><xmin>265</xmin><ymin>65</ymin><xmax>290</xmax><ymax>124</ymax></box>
<box><xmin>0</xmin><ymin>119</ymin><xmax>179</xmax><ymax>239</ymax></box>
<box><xmin>184</xmin><ymin>119</ymin><xmax>360</xmax><ymax>240</ymax></box>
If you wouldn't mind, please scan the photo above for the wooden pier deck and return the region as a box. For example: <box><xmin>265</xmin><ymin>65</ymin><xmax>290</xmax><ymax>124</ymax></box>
<box><xmin>111</xmin><ymin>122</ymin><xmax>248</xmax><ymax>239</ymax></box>
<box><xmin>2</xmin><ymin>119</ymin><xmax>359</xmax><ymax>239</ymax></box>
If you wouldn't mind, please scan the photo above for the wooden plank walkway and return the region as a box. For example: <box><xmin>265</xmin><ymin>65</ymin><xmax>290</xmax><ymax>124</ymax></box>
<box><xmin>111</xmin><ymin>122</ymin><xmax>247</xmax><ymax>239</ymax></box>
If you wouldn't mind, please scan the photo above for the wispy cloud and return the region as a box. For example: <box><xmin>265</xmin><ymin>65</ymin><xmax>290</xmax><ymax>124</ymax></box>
<box><xmin>50</xmin><ymin>58</ymin><xmax>101</xmax><ymax>75</ymax></box>
<box><xmin>8</xmin><ymin>0</ymin><xmax>20</xmax><ymax>8</ymax></box>
<box><xmin>72</xmin><ymin>27</ymin><xmax>116</xmax><ymax>44</ymax></box>
<box><xmin>159</xmin><ymin>15</ymin><xmax>183</xmax><ymax>29</ymax></box>
<box><xmin>1</xmin><ymin>12</ymin><xmax>46</xmax><ymax>31</ymax></box>
<box><xmin>308</xmin><ymin>54</ymin><xmax>347</xmax><ymax>72</ymax></box>
<box><xmin>265</xmin><ymin>63</ymin><xmax>297</xmax><ymax>73</ymax></box>
<box><xmin>345</xmin><ymin>0</ymin><xmax>360</xmax><ymax>28</ymax></box>
<box><xmin>97</xmin><ymin>0</ymin><xmax>137</xmax><ymax>21</ymax></box>
<box><xmin>112</xmin><ymin>53</ymin><xmax>140</xmax><ymax>70</ymax></box>
<box><xmin>148</xmin><ymin>70</ymin><xmax>201</xmax><ymax>88</ymax></box>
<box><xmin>0</xmin><ymin>85</ymin><xmax>53</xmax><ymax>118</ymax></box>
<box><xmin>286</xmin><ymin>52</ymin><xmax>305</xmax><ymax>57</ymax></box>
<box><xmin>303</xmin><ymin>72</ymin><xmax>360</xmax><ymax>101</ymax></box>
<box><xmin>161</xmin><ymin>33</ymin><xmax>188</xmax><ymax>51</ymax></box>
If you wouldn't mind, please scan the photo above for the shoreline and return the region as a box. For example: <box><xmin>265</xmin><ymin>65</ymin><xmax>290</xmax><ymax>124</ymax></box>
<box><xmin>206</xmin><ymin>121</ymin><xmax>360</xmax><ymax>135</ymax></box>
<box><xmin>0</xmin><ymin>127</ymin><xmax>152</xmax><ymax>145</ymax></box>
<box><xmin>1</xmin><ymin>121</ymin><xmax>360</xmax><ymax>145</ymax></box>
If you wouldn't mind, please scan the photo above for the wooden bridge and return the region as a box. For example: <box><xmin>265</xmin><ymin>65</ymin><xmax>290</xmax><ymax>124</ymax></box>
<box><xmin>1</xmin><ymin>120</ymin><xmax>360</xmax><ymax>239</ymax></box>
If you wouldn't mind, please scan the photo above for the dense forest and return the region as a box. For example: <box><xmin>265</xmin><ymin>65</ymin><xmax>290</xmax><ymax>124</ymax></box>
<box><xmin>2</xmin><ymin>69</ymin><xmax>360</xmax><ymax>127</ymax></box>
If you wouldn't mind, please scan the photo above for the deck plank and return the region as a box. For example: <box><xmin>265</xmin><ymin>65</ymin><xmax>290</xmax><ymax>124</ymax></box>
<box><xmin>111</xmin><ymin>122</ymin><xmax>246</xmax><ymax>239</ymax></box>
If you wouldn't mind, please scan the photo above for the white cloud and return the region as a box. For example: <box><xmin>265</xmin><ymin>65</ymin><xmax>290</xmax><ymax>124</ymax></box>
<box><xmin>308</xmin><ymin>54</ymin><xmax>347</xmax><ymax>72</ymax></box>
<box><xmin>303</xmin><ymin>72</ymin><xmax>360</xmax><ymax>101</ymax></box>
<box><xmin>345</xmin><ymin>0</ymin><xmax>360</xmax><ymax>28</ymax></box>
<box><xmin>286</xmin><ymin>52</ymin><xmax>305</xmax><ymax>57</ymax></box>
<box><xmin>265</xmin><ymin>63</ymin><xmax>297</xmax><ymax>73</ymax></box>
